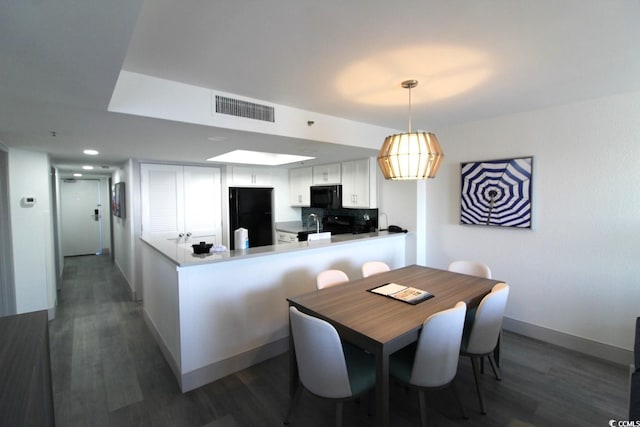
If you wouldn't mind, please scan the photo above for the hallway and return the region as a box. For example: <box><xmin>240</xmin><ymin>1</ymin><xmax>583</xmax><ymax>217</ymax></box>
<box><xmin>48</xmin><ymin>254</ymin><xmax>262</xmax><ymax>426</ymax></box>
<box><xmin>48</xmin><ymin>255</ymin><xmax>629</xmax><ymax>426</ymax></box>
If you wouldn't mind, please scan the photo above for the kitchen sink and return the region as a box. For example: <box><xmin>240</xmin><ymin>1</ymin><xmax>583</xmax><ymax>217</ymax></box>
<box><xmin>307</xmin><ymin>232</ymin><xmax>331</xmax><ymax>242</ymax></box>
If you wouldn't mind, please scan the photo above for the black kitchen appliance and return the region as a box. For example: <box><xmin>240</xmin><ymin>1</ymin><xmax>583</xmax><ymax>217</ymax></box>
<box><xmin>321</xmin><ymin>215</ymin><xmax>354</xmax><ymax>235</ymax></box>
<box><xmin>229</xmin><ymin>187</ymin><xmax>274</xmax><ymax>250</ymax></box>
<box><xmin>310</xmin><ymin>185</ymin><xmax>342</xmax><ymax>209</ymax></box>
<box><xmin>297</xmin><ymin>214</ymin><xmax>354</xmax><ymax>241</ymax></box>
<box><xmin>321</xmin><ymin>213</ymin><xmax>378</xmax><ymax>235</ymax></box>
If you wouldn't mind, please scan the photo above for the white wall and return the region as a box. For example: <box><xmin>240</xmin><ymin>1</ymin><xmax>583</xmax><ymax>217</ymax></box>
<box><xmin>99</xmin><ymin>177</ymin><xmax>111</xmax><ymax>253</ymax></box>
<box><xmin>110</xmin><ymin>71</ymin><xmax>397</xmax><ymax>151</ymax></box>
<box><xmin>8</xmin><ymin>149</ymin><xmax>56</xmax><ymax>315</ymax></box>
<box><xmin>112</xmin><ymin>161</ymin><xmax>136</xmax><ymax>297</ymax></box>
<box><xmin>377</xmin><ymin>173</ymin><xmax>424</xmax><ymax>265</ymax></box>
<box><xmin>422</xmin><ymin>91</ymin><xmax>640</xmax><ymax>356</ymax></box>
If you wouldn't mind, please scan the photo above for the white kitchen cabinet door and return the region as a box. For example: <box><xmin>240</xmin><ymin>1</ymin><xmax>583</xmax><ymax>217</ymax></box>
<box><xmin>289</xmin><ymin>167</ymin><xmax>312</xmax><ymax>206</ymax></box>
<box><xmin>141</xmin><ymin>164</ymin><xmax>221</xmax><ymax>241</ymax></box>
<box><xmin>341</xmin><ymin>158</ymin><xmax>372</xmax><ymax>208</ymax></box>
<box><xmin>230</xmin><ymin>166</ymin><xmax>272</xmax><ymax>186</ymax></box>
<box><xmin>312</xmin><ymin>163</ymin><xmax>341</xmax><ymax>184</ymax></box>
<box><xmin>276</xmin><ymin>231</ymin><xmax>298</xmax><ymax>244</ymax></box>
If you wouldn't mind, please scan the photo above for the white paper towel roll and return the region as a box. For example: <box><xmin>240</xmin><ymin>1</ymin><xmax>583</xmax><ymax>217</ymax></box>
<box><xmin>234</xmin><ymin>227</ymin><xmax>249</xmax><ymax>250</ymax></box>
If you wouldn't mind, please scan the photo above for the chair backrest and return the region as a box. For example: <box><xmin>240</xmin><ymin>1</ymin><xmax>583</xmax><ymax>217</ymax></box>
<box><xmin>448</xmin><ymin>260</ymin><xmax>492</xmax><ymax>279</ymax></box>
<box><xmin>289</xmin><ymin>307</ymin><xmax>352</xmax><ymax>398</ymax></box>
<box><xmin>361</xmin><ymin>261</ymin><xmax>390</xmax><ymax>278</ymax></box>
<box><xmin>465</xmin><ymin>283</ymin><xmax>510</xmax><ymax>355</ymax></box>
<box><xmin>316</xmin><ymin>269</ymin><xmax>349</xmax><ymax>290</ymax></box>
<box><xmin>409</xmin><ymin>301</ymin><xmax>467</xmax><ymax>387</ymax></box>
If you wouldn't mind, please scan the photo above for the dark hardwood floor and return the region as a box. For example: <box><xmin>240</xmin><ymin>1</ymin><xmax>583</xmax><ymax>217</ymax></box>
<box><xmin>49</xmin><ymin>255</ymin><xmax>629</xmax><ymax>426</ymax></box>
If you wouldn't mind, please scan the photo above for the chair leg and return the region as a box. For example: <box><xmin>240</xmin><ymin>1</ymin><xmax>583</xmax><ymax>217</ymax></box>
<box><xmin>487</xmin><ymin>353</ymin><xmax>502</xmax><ymax>381</ymax></box>
<box><xmin>336</xmin><ymin>401</ymin><xmax>343</xmax><ymax>427</ymax></box>
<box><xmin>418</xmin><ymin>390</ymin><xmax>428</xmax><ymax>427</ymax></box>
<box><xmin>450</xmin><ymin>380</ymin><xmax>469</xmax><ymax>419</ymax></box>
<box><xmin>470</xmin><ymin>356</ymin><xmax>487</xmax><ymax>415</ymax></box>
<box><xmin>367</xmin><ymin>389</ymin><xmax>374</xmax><ymax>416</ymax></box>
<box><xmin>284</xmin><ymin>384</ymin><xmax>303</xmax><ymax>424</ymax></box>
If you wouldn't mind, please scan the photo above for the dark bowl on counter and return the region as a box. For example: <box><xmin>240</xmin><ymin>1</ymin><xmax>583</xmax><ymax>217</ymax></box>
<box><xmin>192</xmin><ymin>242</ymin><xmax>213</xmax><ymax>254</ymax></box>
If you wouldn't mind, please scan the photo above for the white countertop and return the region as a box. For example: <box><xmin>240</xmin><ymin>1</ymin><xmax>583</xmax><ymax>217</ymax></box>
<box><xmin>275</xmin><ymin>221</ymin><xmax>307</xmax><ymax>233</ymax></box>
<box><xmin>140</xmin><ymin>231</ymin><xmax>404</xmax><ymax>267</ymax></box>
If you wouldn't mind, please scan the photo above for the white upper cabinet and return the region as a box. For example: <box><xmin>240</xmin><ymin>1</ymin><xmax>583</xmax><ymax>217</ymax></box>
<box><xmin>289</xmin><ymin>167</ymin><xmax>313</xmax><ymax>206</ymax></box>
<box><xmin>141</xmin><ymin>164</ymin><xmax>222</xmax><ymax>240</ymax></box>
<box><xmin>230</xmin><ymin>166</ymin><xmax>272</xmax><ymax>186</ymax></box>
<box><xmin>312</xmin><ymin>163</ymin><xmax>341</xmax><ymax>184</ymax></box>
<box><xmin>341</xmin><ymin>158</ymin><xmax>376</xmax><ymax>208</ymax></box>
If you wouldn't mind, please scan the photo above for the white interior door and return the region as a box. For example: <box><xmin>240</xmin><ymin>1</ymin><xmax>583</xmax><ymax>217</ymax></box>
<box><xmin>183</xmin><ymin>166</ymin><xmax>222</xmax><ymax>242</ymax></box>
<box><xmin>60</xmin><ymin>179</ymin><xmax>102</xmax><ymax>256</ymax></box>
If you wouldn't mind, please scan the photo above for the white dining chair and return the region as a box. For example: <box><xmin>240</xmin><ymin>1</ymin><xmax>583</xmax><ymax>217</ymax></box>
<box><xmin>361</xmin><ymin>261</ymin><xmax>390</xmax><ymax>278</ymax></box>
<box><xmin>285</xmin><ymin>306</ymin><xmax>376</xmax><ymax>427</ymax></box>
<box><xmin>316</xmin><ymin>269</ymin><xmax>349</xmax><ymax>290</ymax></box>
<box><xmin>389</xmin><ymin>301</ymin><xmax>468</xmax><ymax>427</ymax></box>
<box><xmin>460</xmin><ymin>282</ymin><xmax>510</xmax><ymax>414</ymax></box>
<box><xmin>448</xmin><ymin>260</ymin><xmax>492</xmax><ymax>279</ymax></box>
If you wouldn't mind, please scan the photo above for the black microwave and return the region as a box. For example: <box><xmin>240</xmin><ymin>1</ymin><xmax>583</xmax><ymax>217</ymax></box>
<box><xmin>310</xmin><ymin>185</ymin><xmax>342</xmax><ymax>209</ymax></box>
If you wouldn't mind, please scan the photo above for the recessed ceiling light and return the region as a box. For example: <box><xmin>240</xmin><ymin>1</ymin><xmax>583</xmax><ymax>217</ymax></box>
<box><xmin>206</xmin><ymin>150</ymin><xmax>314</xmax><ymax>166</ymax></box>
<box><xmin>83</xmin><ymin>149</ymin><xmax>99</xmax><ymax>155</ymax></box>
<box><xmin>73</xmin><ymin>173</ymin><xmax>83</xmax><ymax>177</ymax></box>
<box><xmin>82</xmin><ymin>165</ymin><xmax>94</xmax><ymax>170</ymax></box>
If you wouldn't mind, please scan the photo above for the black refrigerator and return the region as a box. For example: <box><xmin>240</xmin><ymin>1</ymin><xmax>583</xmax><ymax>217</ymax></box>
<box><xmin>229</xmin><ymin>187</ymin><xmax>274</xmax><ymax>250</ymax></box>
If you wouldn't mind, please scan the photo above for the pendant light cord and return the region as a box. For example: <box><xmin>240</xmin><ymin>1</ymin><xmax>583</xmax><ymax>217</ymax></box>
<box><xmin>402</xmin><ymin>79</ymin><xmax>417</xmax><ymax>133</ymax></box>
<box><xmin>408</xmin><ymin>85</ymin><xmax>412</xmax><ymax>133</ymax></box>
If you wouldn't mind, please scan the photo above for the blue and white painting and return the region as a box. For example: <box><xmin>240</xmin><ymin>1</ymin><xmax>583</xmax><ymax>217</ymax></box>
<box><xmin>460</xmin><ymin>157</ymin><xmax>533</xmax><ymax>228</ymax></box>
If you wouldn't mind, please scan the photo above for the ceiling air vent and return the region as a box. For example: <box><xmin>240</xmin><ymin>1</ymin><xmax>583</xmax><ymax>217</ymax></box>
<box><xmin>215</xmin><ymin>95</ymin><xmax>275</xmax><ymax>122</ymax></box>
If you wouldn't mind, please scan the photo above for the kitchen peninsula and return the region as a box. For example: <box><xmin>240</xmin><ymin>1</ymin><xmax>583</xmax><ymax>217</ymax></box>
<box><xmin>140</xmin><ymin>231</ymin><xmax>407</xmax><ymax>392</ymax></box>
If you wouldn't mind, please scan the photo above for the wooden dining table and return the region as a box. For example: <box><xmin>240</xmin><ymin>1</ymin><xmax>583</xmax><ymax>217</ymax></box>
<box><xmin>287</xmin><ymin>264</ymin><xmax>503</xmax><ymax>427</ymax></box>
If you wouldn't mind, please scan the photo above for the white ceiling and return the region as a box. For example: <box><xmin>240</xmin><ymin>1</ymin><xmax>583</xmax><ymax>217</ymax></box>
<box><xmin>1</xmin><ymin>0</ymin><xmax>639</xmax><ymax>176</ymax></box>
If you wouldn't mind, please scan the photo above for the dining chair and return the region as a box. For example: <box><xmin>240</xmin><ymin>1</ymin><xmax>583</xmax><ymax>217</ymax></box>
<box><xmin>460</xmin><ymin>282</ymin><xmax>510</xmax><ymax>414</ymax></box>
<box><xmin>361</xmin><ymin>261</ymin><xmax>390</xmax><ymax>278</ymax></box>
<box><xmin>285</xmin><ymin>306</ymin><xmax>376</xmax><ymax>427</ymax></box>
<box><xmin>447</xmin><ymin>260</ymin><xmax>492</xmax><ymax>278</ymax></box>
<box><xmin>316</xmin><ymin>269</ymin><xmax>349</xmax><ymax>290</ymax></box>
<box><xmin>389</xmin><ymin>301</ymin><xmax>468</xmax><ymax>427</ymax></box>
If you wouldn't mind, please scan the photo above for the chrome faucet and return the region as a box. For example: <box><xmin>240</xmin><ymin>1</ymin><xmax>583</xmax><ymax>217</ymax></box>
<box><xmin>307</xmin><ymin>213</ymin><xmax>320</xmax><ymax>234</ymax></box>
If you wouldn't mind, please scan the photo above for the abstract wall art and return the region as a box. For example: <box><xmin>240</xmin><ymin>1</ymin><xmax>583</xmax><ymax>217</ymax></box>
<box><xmin>112</xmin><ymin>182</ymin><xmax>126</xmax><ymax>219</ymax></box>
<box><xmin>460</xmin><ymin>156</ymin><xmax>533</xmax><ymax>228</ymax></box>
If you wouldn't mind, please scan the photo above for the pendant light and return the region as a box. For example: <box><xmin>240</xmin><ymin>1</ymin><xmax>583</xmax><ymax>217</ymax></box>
<box><xmin>377</xmin><ymin>80</ymin><xmax>444</xmax><ymax>180</ymax></box>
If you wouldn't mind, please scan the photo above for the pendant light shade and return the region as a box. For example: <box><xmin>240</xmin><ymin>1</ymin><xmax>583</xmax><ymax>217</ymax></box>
<box><xmin>377</xmin><ymin>80</ymin><xmax>444</xmax><ymax>180</ymax></box>
<box><xmin>377</xmin><ymin>131</ymin><xmax>444</xmax><ymax>180</ymax></box>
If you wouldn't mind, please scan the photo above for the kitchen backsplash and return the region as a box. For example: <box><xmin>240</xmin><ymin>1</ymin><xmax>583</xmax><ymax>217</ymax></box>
<box><xmin>301</xmin><ymin>207</ymin><xmax>379</xmax><ymax>231</ymax></box>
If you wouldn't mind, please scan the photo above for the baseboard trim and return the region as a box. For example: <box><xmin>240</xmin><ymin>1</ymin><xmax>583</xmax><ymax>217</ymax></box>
<box><xmin>142</xmin><ymin>309</ymin><xmax>289</xmax><ymax>393</ymax></box>
<box><xmin>114</xmin><ymin>258</ymin><xmax>137</xmax><ymax>301</ymax></box>
<box><xmin>142</xmin><ymin>310</ymin><xmax>182</xmax><ymax>388</ymax></box>
<box><xmin>145</xmin><ymin>313</ymin><xmax>631</xmax><ymax>393</ymax></box>
<box><xmin>180</xmin><ymin>337</ymin><xmax>289</xmax><ymax>393</ymax></box>
<box><xmin>503</xmin><ymin>316</ymin><xmax>632</xmax><ymax>366</ymax></box>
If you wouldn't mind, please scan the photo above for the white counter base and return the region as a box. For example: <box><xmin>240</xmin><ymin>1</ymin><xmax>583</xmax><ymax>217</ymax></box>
<box><xmin>141</xmin><ymin>232</ymin><xmax>407</xmax><ymax>392</ymax></box>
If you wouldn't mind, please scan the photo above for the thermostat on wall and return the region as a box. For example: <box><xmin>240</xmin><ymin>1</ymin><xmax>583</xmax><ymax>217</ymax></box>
<box><xmin>21</xmin><ymin>196</ymin><xmax>36</xmax><ymax>207</ymax></box>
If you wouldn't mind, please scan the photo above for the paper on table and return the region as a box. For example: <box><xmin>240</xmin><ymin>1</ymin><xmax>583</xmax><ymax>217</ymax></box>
<box><xmin>370</xmin><ymin>282</ymin><xmax>407</xmax><ymax>296</ymax></box>
<box><xmin>369</xmin><ymin>282</ymin><xmax>434</xmax><ymax>305</ymax></box>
